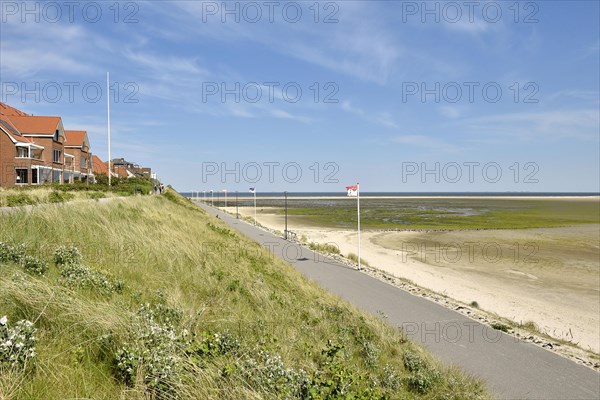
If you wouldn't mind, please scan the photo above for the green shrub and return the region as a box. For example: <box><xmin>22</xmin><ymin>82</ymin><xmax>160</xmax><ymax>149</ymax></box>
<box><xmin>54</xmin><ymin>245</ymin><xmax>82</xmax><ymax>266</ymax></box>
<box><xmin>88</xmin><ymin>192</ymin><xmax>106</xmax><ymax>200</ymax></box>
<box><xmin>59</xmin><ymin>263</ymin><xmax>123</xmax><ymax>295</ymax></box>
<box><xmin>0</xmin><ymin>242</ymin><xmax>26</xmax><ymax>264</ymax></box>
<box><xmin>406</xmin><ymin>370</ymin><xmax>440</xmax><ymax>394</ymax></box>
<box><xmin>0</xmin><ymin>242</ymin><xmax>12</xmax><ymax>263</ymax></box>
<box><xmin>403</xmin><ymin>350</ymin><xmax>441</xmax><ymax>394</ymax></box>
<box><xmin>48</xmin><ymin>191</ymin><xmax>74</xmax><ymax>203</ymax></box>
<box><xmin>490</xmin><ymin>323</ymin><xmax>510</xmax><ymax>333</ymax></box>
<box><xmin>6</xmin><ymin>193</ymin><xmax>35</xmax><ymax>207</ymax></box>
<box><xmin>21</xmin><ymin>256</ymin><xmax>48</xmax><ymax>276</ymax></box>
<box><xmin>306</xmin><ymin>341</ymin><xmax>384</xmax><ymax>399</ymax></box>
<box><xmin>184</xmin><ymin>330</ymin><xmax>240</xmax><ymax>365</ymax></box>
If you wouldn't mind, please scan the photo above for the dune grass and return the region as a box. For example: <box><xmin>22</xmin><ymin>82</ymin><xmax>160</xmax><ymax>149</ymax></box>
<box><xmin>0</xmin><ymin>177</ymin><xmax>156</xmax><ymax>208</ymax></box>
<box><xmin>0</xmin><ymin>187</ymin><xmax>112</xmax><ymax>207</ymax></box>
<box><xmin>0</xmin><ymin>190</ymin><xmax>489</xmax><ymax>399</ymax></box>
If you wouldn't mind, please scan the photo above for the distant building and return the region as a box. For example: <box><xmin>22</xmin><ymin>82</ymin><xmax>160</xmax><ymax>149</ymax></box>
<box><xmin>110</xmin><ymin>158</ymin><xmax>153</xmax><ymax>179</ymax></box>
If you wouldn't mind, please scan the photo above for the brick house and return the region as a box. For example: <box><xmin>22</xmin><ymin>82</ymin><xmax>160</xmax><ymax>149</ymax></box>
<box><xmin>91</xmin><ymin>154</ymin><xmax>109</xmax><ymax>176</ymax></box>
<box><xmin>0</xmin><ymin>114</ymin><xmax>45</xmax><ymax>187</ymax></box>
<box><xmin>0</xmin><ymin>101</ymin><xmax>97</xmax><ymax>187</ymax></box>
<box><xmin>64</xmin><ymin>130</ymin><xmax>93</xmax><ymax>183</ymax></box>
<box><xmin>7</xmin><ymin>114</ymin><xmax>67</xmax><ymax>184</ymax></box>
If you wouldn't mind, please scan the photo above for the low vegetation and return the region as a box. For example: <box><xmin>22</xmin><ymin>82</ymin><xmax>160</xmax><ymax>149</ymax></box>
<box><xmin>0</xmin><ymin>190</ymin><xmax>489</xmax><ymax>399</ymax></box>
<box><xmin>308</xmin><ymin>242</ymin><xmax>341</xmax><ymax>255</ymax></box>
<box><xmin>0</xmin><ymin>177</ymin><xmax>157</xmax><ymax>208</ymax></box>
<box><xmin>348</xmin><ymin>253</ymin><xmax>371</xmax><ymax>268</ymax></box>
<box><xmin>263</xmin><ymin>198</ymin><xmax>600</xmax><ymax>230</ymax></box>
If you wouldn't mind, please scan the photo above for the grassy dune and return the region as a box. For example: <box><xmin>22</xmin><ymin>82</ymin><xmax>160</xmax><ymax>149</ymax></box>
<box><xmin>0</xmin><ymin>191</ymin><xmax>488</xmax><ymax>399</ymax></box>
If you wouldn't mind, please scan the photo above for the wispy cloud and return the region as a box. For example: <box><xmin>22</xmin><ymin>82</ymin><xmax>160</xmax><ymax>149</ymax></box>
<box><xmin>391</xmin><ymin>134</ymin><xmax>461</xmax><ymax>152</ymax></box>
<box><xmin>124</xmin><ymin>51</ymin><xmax>209</xmax><ymax>77</ymax></box>
<box><xmin>439</xmin><ymin>106</ymin><xmax>462</xmax><ymax>119</ymax></box>
<box><xmin>459</xmin><ymin>109</ymin><xmax>600</xmax><ymax>141</ymax></box>
<box><xmin>270</xmin><ymin>109</ymin><xmax>313</xmax><ymax>124</ymax></box>
<box><xmin>341</xmin><ymin>100</ymin><xmax>399</xmax><ymax>129</ymax></box>
<box><xmin>0</xmin><ymin>23</ymin><xmax>107</xmax><ymax>79</ymax></box>
<box><xmin>443</xmin><ymin>19</ymin><xmax>489</xmax><ymax>35</ymax></box>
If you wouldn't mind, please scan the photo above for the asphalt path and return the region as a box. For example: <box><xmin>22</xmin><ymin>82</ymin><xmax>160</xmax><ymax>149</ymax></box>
<box><xmin>197</xmin><ymin>202</ymin><xmax>599</xmax><ymax>400</ymax></box>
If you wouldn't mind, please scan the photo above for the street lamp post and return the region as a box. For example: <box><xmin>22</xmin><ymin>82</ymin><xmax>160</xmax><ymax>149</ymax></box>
<box><xmin>236</xmin><ymin>191</ymin><xmax>239</xmax><ymax>219</ymax></box>
<box><xmin>284</xmin><ymin>191</ymin><xmax>288</xmax><ymax>240</ymax></box>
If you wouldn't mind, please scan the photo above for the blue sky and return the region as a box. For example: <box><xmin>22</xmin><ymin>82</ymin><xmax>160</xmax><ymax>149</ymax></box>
<box><xmin>1</xmin><ymin>1</ymin><xmax>598</xmax><ymax>192</ymax></box>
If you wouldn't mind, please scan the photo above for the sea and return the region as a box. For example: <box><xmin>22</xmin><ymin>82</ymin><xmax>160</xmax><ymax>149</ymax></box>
<box><xmin>180</xmin><ymin>191</ymin><xmax>599</xmax><ymax>198</ymax></box>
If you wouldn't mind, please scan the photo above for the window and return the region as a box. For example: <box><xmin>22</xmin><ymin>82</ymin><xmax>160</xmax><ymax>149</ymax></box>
<box><xmin>54</xmin><ymin>130</ymin><xmax>59</xmax><ymax>141</ymax></box>
<box><xmin>80</xmin><ymin>157</ymin><xmax>87</xmax><ymax>169</ymax></box>
<box><xmin>53</xmin><ymin>149</ymin><xmax>62</xmax><ymax>163</ymax></box>
<box><xmin>16</xmin><ymin>147</ymin><xmax>29</xmax><ymax>158</ymax></box>
<box><xmin>32</xmin><ymin>169</ymin><xmax>38</xmax><ymax>184</ymax></box>
<box><xmin>16</xmin><ymin>169</ymin><xmax>28</xmax><ymax>184</ymax></box>
<box><xmin>53</xmin><ymin>170</ymin><xmax>62</xmax><ymax>183</ymax></box>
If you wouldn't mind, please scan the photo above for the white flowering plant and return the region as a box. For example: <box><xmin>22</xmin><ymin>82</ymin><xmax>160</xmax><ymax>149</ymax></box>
<box><xmin>0</xmin><ymin>315</ymin><xmax>37</xmax><ymax>370</ymax></box>
<box><xmin>114</xmin><ymin>303</ymin><xmax>189</xmax><ymax>398</ymax></box>
<box><xmin>54</xmin><ymin>245</ymin><xmax>82</xmax><ymax>266</ymax></box>
<box><xmin>239</xmin><ymin>349</ymin><xmax>309</xmax><ymax>398</ymax></box>
<box><xmin>0</xmin><ymin>242</ymin><xmax>26</xmax><ymax>264</ymax></box>
<box><xmin>59</xmin><ymin>263</ymin><xmax>124</xmax><ymax>296</ymax></box>
<box><xmin>21</xmin><ymin>256</ymin><xmax>48</xmax><ymax>276</ymax></box>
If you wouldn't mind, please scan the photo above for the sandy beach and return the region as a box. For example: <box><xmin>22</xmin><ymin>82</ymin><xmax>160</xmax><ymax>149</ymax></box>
<box><xmin>226</xmin><ymin>206</ymin><xmax>600</xmax><ymax>354</ymax></box>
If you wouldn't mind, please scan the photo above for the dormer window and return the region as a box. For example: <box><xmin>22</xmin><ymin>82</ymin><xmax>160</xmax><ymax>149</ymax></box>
<box><xmin>54</xmin><ymin>130</ymin><xmax>59</xmax><ymax>141</ymax></box>
<box><xmin>17</xmin><ymin>147</ymin><xmax>30</xmax><ymax>158</ymax></box>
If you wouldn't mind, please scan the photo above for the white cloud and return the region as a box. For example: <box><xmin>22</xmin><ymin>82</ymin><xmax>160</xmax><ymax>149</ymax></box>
<box><xmin>443</xmin><ymin>18</ymin><xmax>489</xmax><ymax>34</ymax></box>
<box><xmin>270</xmin><ymin>109</ymin><xmax>312</xmax><ymax>124</ymax></box>
<box><xmin>439</xmin><ymin>106</ymin><xmax>462</xmax><ymax>119</ymax></box>
<box><xmin>0</xmin><ymin>23</ymin><xmax>106</xmax><ymax>78</ymax></box>
<box><xmin>340</xmin><ymin>101</ymin><xmax>399</xmax><ymax>129</ymax></box>
<box><xmin>392</xmin><ymin>134</ymin><xmax>461</xmax><ymax>152</ymax></box>
<box><xmin>460</xmin><ymin>109</ymin><xmax>600</xmax><ymax>141</ymax></box>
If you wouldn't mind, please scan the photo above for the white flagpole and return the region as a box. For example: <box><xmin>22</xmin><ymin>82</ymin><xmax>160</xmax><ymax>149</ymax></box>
<box><xmin>107</xmin><ymin>72</ymin><xmax>111</xmax><ymax>187</ymax></box>
<box><xmin>357</xmin><ymin>182</ymin><xmax>361</xmax><ymax>271</ymax></box>
<box><xmin>253</xmin><ymin>189</ymin><xmax>257</xmax><ymax>226</ymax></box>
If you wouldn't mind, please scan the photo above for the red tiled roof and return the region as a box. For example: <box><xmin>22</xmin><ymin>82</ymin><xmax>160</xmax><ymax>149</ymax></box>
<box><xmin>0</xmin><ymin>102</ymin><xmax>30</xmax><ymax>116</ymax></box>
<box><xmin>7</xmin><ymin>115</ymin><xmax>61</xmax><ymax>135</ymax></box>
<box><xmin>114</xmin><ymin>166</ymin><xmax>130</xmax><ymax>178</ymax></box>
<box><xmin>0</xmin><ymin>114</ymin><xmax>31</xmax><ymax>143</ymax></box>
<box><xmin>64</xmin><ymin>130</ymin><xmax>87</xmax><ymax>147</ymax></box>
<box><xmin>92</xmin><ymin>155</ymin><xmax>109</xmax><ymax>175</ymax></box>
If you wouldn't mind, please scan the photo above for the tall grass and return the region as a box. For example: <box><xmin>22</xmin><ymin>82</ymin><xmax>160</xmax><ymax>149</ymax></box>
<box><xmin>0</xmin><ymin>190</ymin><xmax>489</xmax><ymax>399</ymax></box>
<box><xmin>0</xmin><ymin>187</ymin><xmax>116</xmax><ymax>207</ymax></box>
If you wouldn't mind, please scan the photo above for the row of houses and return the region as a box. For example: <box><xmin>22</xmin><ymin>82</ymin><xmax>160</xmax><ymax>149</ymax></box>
<box><xmin>0</xmin><ymin>101</ymin><xmax>154</xmax><ymax>188</ymax></box>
